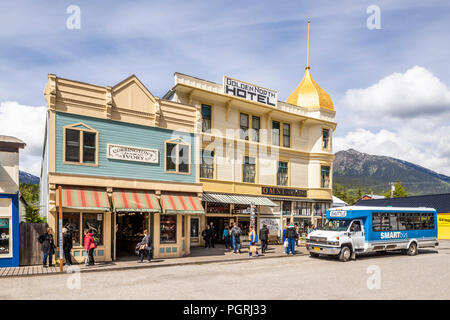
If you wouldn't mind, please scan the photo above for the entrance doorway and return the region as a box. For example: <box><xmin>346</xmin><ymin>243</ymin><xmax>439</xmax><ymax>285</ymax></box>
<box><xmin>206</xmin><ymin>217</ymin><xmax>230</xmax><ymax>244</ymax></box>
<box><xmin>116</xmin><ymin>212</ymin><xmax>150</xmax><ymax>259</ymax></box>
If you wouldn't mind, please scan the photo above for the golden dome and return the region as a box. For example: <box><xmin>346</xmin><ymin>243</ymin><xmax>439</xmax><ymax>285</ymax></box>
<box><xmin>286</xmin><ymin>67</ymin><xmax>334</xmax><ymax>110</ymax></box>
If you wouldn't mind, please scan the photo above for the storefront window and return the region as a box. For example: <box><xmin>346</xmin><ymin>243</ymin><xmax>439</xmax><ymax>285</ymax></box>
<box><xmin>160</xmin><ymin>215</ymin><xmax>177</xmax><ymax>244</ymax></box>
<box><xmin>282</xmin><ymin>201</ymin><xmax>291</xmax><ymax>215</ymax></box>
<box><xmin>82</xmin><ymin>213</ymin><xmax>104</xmax><ymax>246</ymax></box>
<box><xmin>182</xmin><ymin>216</ymin><xmax>185</xmax><ymax>238</ymax></box>
<box><xmin>63</xmin><ymin>212</ymin><xmax>81</xmax><ymax>246</ymax></box>
<box><xmin>190</xmin><ymin>218</ymin><xmax>199</xmax><ymax>237</ymax></box>
<box><xmin>0</xmin><ymin>218</ymin><xmax>10</xmax><ymax>255</ymax></box>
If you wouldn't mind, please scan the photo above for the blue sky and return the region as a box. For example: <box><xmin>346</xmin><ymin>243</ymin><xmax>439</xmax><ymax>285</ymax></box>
<box><xmin>0</xmin><ymin>0</ymin><xmax>449</xmax><ymax>177</ymax></box>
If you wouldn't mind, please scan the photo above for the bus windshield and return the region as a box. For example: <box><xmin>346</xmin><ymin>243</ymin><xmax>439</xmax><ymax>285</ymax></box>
<box><xmin>321</xmin><ymin>220</ymin><xmax>351</xmax><ymax>231</ymax></box>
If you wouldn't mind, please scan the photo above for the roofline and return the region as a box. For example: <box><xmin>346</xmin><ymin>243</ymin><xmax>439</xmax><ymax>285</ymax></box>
<box><xmin>330</xmin><ymin>206</ymin><xmax>436</xmax><ymax>212</ymax></box>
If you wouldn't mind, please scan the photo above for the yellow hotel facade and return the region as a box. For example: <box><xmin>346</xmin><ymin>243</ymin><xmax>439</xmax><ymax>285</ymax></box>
<box><xmin>164</xmin><ymin>63</ymin><xmax>337</xmax><ymax>241</ymax></box>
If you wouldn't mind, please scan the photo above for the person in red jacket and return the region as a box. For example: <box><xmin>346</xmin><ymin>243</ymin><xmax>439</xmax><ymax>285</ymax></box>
<box><xmin>83</xmin><ymin>228</ymin><xmax>97</xmax><ymax>266</ymax></box>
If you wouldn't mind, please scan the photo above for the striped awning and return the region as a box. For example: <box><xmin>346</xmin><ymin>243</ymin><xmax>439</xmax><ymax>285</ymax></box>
<box><xmin>160</xmin><ymin>194</ymin><xmax>204</xmax><ymax>214</ymax></box>
<box><xmin>112</xmin><ymin>190</ymin><xmax>161</xmax><ymax>213</ymax></box>
<box><xmin>203</xmin><ymin>192</ymin><xmax>278</xmax><ymax>207</ymax></box>
<box><xmin>58</xmin><ymin>187</ymin><xmax>110</xmax><ymax>211</ymax></box>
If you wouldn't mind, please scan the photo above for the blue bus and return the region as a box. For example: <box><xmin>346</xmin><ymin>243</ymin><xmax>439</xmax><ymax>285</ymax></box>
<box><xmin>306</xmin><ymin>206</ymin><xmax>438</xmax><ymax>262</ymax></box>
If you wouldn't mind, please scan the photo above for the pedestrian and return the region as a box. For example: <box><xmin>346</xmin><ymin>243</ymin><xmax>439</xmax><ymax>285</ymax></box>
<box><xmin>282</xmin><ymin>225</ymin><xmax>288</xmax><ymax>254</ymax></box>
<box><xmin>222</xmin><ymin>225</ymin><xmax>231</xmax><ymax>250</ymax></box>
<box><xmin>259</xmin><ymin>224</ymin><xmax>269</xmax><ymax>254</ymax></box>
<box><xmin>230</xmin><ymin>222</ymin><xmax>242</xmax><ymax>253</ymax></box>
<box><xmin>38</xmin><ymin>227</ymin><xmax>55</xmax><ymax>267</ymax></box>
<box><xmin>248</xmin><ymin>226</ymin><xmax>259</xmax><ymax>257</ymax></box>
<box><xmin>202</xmin><ymin>225</ymin><xmax>211</xmax><ymax>249</ymax></box>
<box><xmin>209</xmin><ymin>221</ymin><xmax>216</xmax><ymax>248</ymax></box>
<box><xmin>83</xmin><ymin>228</ymin><xmax>97</xmax><ymax>266</ymax></box>
<box><xmin>286</xmin><ymin>223</ymin><xmax>298</xmax><ymax>255</ymax></box>
<box><xmin>62</xmin><ymin>227</ymin><xmax>73</xmax><ymax>266</ymax></box>
<box><xmin>136</xmin><ymin>229</ymin><xmax>152</xmax><ymax>263</ymax></box>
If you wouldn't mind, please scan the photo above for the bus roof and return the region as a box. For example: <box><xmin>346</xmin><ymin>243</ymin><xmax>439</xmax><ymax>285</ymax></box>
<box><xmin>329</xmin><ymin>206</ymin><xmax>436</xmax><ymax>212</ymax></box>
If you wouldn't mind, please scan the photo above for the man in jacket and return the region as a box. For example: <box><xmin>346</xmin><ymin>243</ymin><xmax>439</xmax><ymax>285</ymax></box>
<box><xmin>208</xmin><ymin>221</ymin><xmax>217</xmax><ymax>248</ymax></box>
<box><xmin>230</xmin><ymin>222</ymin><xmax>242</xmax><ymax>253</ymax></box>
<box><xmin>286</xmin><ymin>223</ymin><xmax>298</xmax><ymax>255</ymax></box>
<box><xmin>259</xmin><ymin>224</ymin><xmax>269</xmax><ymax>254</ymax></box>
<box><xmin>38</xmin><ymin>227</ymin><xmax>56</xmax><ymax>267</ymax></box>
<box><xmin>62</xmin><ymin>228</ymin><xmax>73</xmax><ymax>266</ymax></box>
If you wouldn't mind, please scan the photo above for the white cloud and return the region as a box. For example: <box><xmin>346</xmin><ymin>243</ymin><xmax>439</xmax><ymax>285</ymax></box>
<box><xmin>335</xmin><ymin>66</ymin><xmax>450</xmax><ymax>176</ymax></box>
<box><xmin>0</xmin><ymin>101</ymin><xmax>46</xmax><ymax>176</ymax></box>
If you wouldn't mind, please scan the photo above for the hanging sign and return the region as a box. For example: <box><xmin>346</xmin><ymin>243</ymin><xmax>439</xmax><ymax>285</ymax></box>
<box><xmin>107</xmin><ymin>144</ymin><xmax>158</xmax><ymax>164</ymax></box>
<box><xmin>223</xmin><ymin>76</ymin><xmax>278</xmax><ymax>107</ymax></box>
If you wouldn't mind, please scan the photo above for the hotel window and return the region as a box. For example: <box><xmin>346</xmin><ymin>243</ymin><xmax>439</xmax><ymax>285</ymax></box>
<box><xmin>321</xmin><ymin>165</ymin><xmax>330</xmax><ymax>188</ymax></box>
<box><xmin>201</xmin><ymin>104</ymin><xmax>212</xmax><ymax>133</ymax></box>
<box><xmin>160</xmin><ymin>215</ymin><xmax>177</xmax><ymax>244</ymax></box>
<box><xmin>200</xmin><ymin>149</ymin><xmax>214</xmax><ymax>179</ymax></box>
<box><xmin>272</xmin><ymin>121</ymin><xmax>280</xmax><ymax>146</ymax></box>
<box><xmin>322</xmin><ymin>128</ymin><xmax>330</xmax><ymax>149</ymax></box>
<box><xmin>252</xmin><ymin>116</ymin><xmax>260</xmax><ymax>142</ymax></box>
<box><xmin>240</xmin><ymin>113</ymin><xmax>249</xmax><ymax>140</ymax></box>
<box><xmin>165</xmin><ymin>141</ymin><xmax>190</xmax><ymax>174</ymax></box>
<box><xmin>283</xmin><ymin>123</ymin><xmax>291</xmax><ymax>148</ymax></box>
<box><xmin>277</xmin><ymin>161</ymin><xmax>288</xmax><ymax>186</ymax></box>
<box><xmin>64</xmin><ymin>125</ymin><xmax>98</xmax><ymax>165</ymax></box>
<box><xmin>243</xmin><ymin>156</ymin><xmax>256</xmax><ymax>183</ymax></box>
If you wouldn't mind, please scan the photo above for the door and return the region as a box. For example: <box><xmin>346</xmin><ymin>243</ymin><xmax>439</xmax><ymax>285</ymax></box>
<box><xmin>349</xmin><ymin>220</ymin><xmax>365</xmax><ymax>250</ymax></box>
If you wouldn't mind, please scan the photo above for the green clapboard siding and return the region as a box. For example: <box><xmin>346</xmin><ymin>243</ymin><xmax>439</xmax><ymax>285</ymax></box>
<box><xmin>55</xmin><ymin>112</ymin><xmax>196</xmax><ymax>183</ymax></box>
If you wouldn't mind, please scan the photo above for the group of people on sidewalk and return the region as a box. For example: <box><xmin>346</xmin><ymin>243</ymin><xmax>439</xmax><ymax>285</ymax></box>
<box><xmin>38</xmin><ymin>227</ymin><xmax>98</xmax><ymax>267</ymax></box>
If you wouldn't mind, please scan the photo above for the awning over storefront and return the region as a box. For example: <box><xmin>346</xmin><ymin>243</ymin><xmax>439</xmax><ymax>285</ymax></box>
<box><xmin>202</xmin><ymin>193</ymin><xmax>278</xmax><ymax>207</ymax></box>
<box><xmin>160</xmin><ymin>194</ymin><xmax>204</xmax><ymax>214</ymax></box>
<box><xmin>58</xmin><ymin>187</ymin><xmax>110</xmax><ymax>211</ymax></box>
<box><xmin>112</xmin><ymin>190</ymin><xmax>161</xmax><ymax>212</ymax></box>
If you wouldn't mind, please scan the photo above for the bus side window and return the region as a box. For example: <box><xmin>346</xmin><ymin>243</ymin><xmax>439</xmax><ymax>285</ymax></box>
<box><xmin>389</xmin><ymin>213</ymin><xmax>398</xmax><ymax>230</ymax></box>
<box><xmin>372</xmin><ymin>213</ymin><xmax>382</xmax><ymax>232</ymax></box>
<box><xmin>398</xmin><ymin>213</ymin><xmax>407</xmax><ymax>230</ymax></box>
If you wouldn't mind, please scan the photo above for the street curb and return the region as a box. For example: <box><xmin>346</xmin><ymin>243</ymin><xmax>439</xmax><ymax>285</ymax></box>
<box><xmin>1</xmin><ymin>252</ymin><xmax>308</xmax><ymax>279</ymax></box>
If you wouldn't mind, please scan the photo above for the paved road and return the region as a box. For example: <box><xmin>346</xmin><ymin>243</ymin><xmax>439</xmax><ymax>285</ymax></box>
<box><xmin>1</xmin><ymin>247</ymin><xmax>449</xmax><ymax>300</ymax></box>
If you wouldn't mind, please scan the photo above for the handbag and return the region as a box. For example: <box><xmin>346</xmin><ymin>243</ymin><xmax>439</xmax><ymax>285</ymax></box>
<box><xmin>139</xmin><ymin>244</ymin><xmax>147</xmax><ymax>251</ymax></box>
<box><xmin>250</xmin><ymin>245</ymin><xmax>257</xmax><ymax>253</ymax></box>
<box><xmin>284</xmin><ymin>240</ymin><xmax>289</xmax><ymax>248</ymax></box>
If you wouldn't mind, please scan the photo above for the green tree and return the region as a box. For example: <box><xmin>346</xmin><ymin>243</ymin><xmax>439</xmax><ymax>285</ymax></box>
<box><xmin>384</xmin><ymin>181</ymin><xmax>408</xmax><ymax>198</ymax></box>
<box><xmin>19</xmin><ymin>183</ymin><xmax>46</xmax><ymax>223</ymax></box>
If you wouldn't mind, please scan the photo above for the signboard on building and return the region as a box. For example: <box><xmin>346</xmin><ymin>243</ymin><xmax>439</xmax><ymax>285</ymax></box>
<box><xmin>107</xmin><ymin>144</ymin><xmax>158</xmax><ymax>164</ymax></box>
<box><xmin>223</xmin><ymin>76</ymin><xmax>278</xmax><ymax>107</ymax></box>
<box><xmin>261</xmin><ymin>187</ymin><xmax>307</xmax><ymax>198</ymax></box>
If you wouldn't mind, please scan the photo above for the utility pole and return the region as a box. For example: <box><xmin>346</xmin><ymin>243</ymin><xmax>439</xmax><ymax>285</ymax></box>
<box><xmin>390</xmin><ymin>182</ymin><xmax>395</xmax><ymax>198</ymax></box>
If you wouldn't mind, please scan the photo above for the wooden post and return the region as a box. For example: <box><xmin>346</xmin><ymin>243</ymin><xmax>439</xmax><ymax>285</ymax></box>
<box><xmin>58</xmin><ymin>186</ymin><xmax>63</xmax><ymax>272</ymax></box>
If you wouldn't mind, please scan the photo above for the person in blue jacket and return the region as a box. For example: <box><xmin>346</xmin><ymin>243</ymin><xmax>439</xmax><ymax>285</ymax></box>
<box><xmin>282</xmin><ymin>226</ymin><xmax>288</xmax><ymax>254</ymax></box>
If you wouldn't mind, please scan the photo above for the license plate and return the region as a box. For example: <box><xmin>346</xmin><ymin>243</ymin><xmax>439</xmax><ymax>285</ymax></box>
<box><xmin>314</xmin><ymin>247</ymin><xmax>320</xmax><ymax>252</ymax></box>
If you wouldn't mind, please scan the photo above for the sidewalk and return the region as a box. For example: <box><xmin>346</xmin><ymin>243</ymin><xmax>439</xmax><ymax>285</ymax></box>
<box><xmin>0</xmin><ymin>243</ymin><xmax>308</xmax><ymax>279</ymax></box>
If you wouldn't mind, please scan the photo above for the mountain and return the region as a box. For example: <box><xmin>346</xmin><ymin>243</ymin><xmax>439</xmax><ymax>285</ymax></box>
<box><xmin>333</xmin><ymin>149</ymin><xmax>450</xmax><ymax>196</ymax></box>
<box><xmin>19</xmin><ymin>171</ymin><xmax>40</xmax><ymax>184</ymax></box>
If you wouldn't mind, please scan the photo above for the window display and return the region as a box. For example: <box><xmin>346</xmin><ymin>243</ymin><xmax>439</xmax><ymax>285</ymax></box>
<box><xmin>83</xmin><ymin>213</ymin><xmax>104</xmax><ymax>246</ymax></box>
<box><xmin>160</xmin><ymin>215</ymin><xmax>177</xmax><ymax>244</ymax></box>
<box><xmin>0</xmin><ymin>218</ymin><xmax>10</xmax><ymax>255</ymax></box>
<box><xmin>63</xmin><ymin>212</ymin><xmax>81</xmax><ymax>246</ymax></box>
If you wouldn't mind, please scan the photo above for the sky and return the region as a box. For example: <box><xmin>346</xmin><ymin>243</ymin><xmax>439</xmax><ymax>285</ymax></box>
<box><xmin>0</xmin><ymin>0</ymin><xmax>449</xmax><ymax>177</ymax></box>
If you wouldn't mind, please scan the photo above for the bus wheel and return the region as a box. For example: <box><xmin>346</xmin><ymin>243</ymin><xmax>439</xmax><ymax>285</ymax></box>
<box><xmin>339</xmin><ymin>246</ymin><xmax>351</xmax><ymax>262</ymax></box>
<box><xmin>406</xmin><ymin>242</ymin><xmax>418</xmax><ymax>256</ymax></box>
<box><xmin>309</xmin><ymin>252</ymin><xmax>319</xmax><ymax>258</ymax></box>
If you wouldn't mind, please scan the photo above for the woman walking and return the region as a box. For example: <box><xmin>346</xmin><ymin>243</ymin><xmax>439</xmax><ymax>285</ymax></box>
<box><xmin>38</xmin><ymin>227</ymin><xmax>55</xmax><ymax>267</ymax></box>
<box><xmin>137</xmin><ymin>229</ymin><xmax>152</xmax><ymax>263</ymax></box>
<box><xmin>248</xmin><ymin>226</ymin><xmax>259</xmax><ymax>257</ymax></box>
<box><xmin>83</xmin><ymin>228</ymin><xmax>97</xmax><ymax>266</ymax></box>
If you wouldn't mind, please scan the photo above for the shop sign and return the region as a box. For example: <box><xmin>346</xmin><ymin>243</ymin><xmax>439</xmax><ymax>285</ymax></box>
<box><xmin>261</xmin><ymin>187</ymin><xmax>307</xmax><ymax>198</ymax></box>
<box><xmin>260</xmin><ymin>218</ymin><xmax>280</xmax><ymax>233</ymax></box>
<box><xmin>223</xmin><ymin>76</ymin><xmax>277</xmax><ymax>107</ymax></box>
<box><xmin>107</xmin><ymin>144</ymin><xmax>158</xmax><ymax>164</ymax></box>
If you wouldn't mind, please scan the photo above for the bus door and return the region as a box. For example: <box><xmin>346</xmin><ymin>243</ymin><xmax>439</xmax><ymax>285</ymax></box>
<box><xmin>349</xmin><ymin>220</ymin><xmax>365</xmax><ymax>250</ymax></box>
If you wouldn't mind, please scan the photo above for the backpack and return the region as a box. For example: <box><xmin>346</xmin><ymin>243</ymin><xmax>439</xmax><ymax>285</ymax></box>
<box><xmin>286</xmin><ymin>228</ymin><xmax>297</xmax><ymax>239</ymax></box>
<box><xmin>37</xmin><ymin>234</ymin><xmax>45</xmax><ymax>244</ymax></box>
<box><xmin>93</xmin><ymin>235</ymin><xmax>100</xmax><ymax>247</ymax></box>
